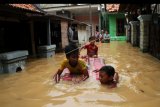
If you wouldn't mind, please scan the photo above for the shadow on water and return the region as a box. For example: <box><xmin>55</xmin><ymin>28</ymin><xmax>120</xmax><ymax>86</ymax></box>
<box><xmin>0</xmin><ymin>41</ymin><xmax>160</xmax><ymax>107</ymax></box>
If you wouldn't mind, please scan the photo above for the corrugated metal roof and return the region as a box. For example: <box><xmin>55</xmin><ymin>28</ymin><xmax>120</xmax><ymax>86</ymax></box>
<box><xmin>106</xmin><ymin>4</ymin><xmax>120</xmax><ymax>12</ymax></box>
<box><xmin>9</xmin><ymin>4</ymin><xmax>41</xmax><ymax>13</ymax></box>
<box><xmin>72</xmin><ymin>20</ymin><xmax>89</xmax><ymax>26</ymax></box>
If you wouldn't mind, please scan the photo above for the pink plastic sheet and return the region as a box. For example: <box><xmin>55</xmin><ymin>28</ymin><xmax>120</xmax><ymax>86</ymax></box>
<box><xmin>89</xmin><ymin>58</ymin><xmax>105</xmax><ymax>70</ymax></box>
<box><xmin>88</xmin><ymin>58</ymin><xmax>105</xmax><ymax>80</ymax></box>
<box><xmin>61</xmin><ymin>57</ymin><xmax>105</xmax><ymax>81</ymax></box>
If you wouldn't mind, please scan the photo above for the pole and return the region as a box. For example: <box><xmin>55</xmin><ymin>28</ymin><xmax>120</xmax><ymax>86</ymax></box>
<box><xmin>47</xmin><ymin>18</ymin><xmax>51</xmax><ymax>45</ymax></box>
<box><xmin>89</xmin><ymin>4</ymin><xmax>92</xmax><ymax>37</ymax></box>
<box><xmin>99</xmin><ymin>4</ymin><xmax>102</xmax><ymax>33</ymax></box>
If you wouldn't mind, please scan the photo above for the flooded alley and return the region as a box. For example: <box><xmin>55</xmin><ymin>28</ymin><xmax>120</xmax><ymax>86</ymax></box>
<box><xmin>0</xmin><ymin>41</ymin><xmax>160</xmax><ymax>107</ymax></box>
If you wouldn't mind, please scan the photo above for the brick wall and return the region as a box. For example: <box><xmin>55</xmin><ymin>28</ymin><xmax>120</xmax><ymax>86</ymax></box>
<box><xmin>138</xmin><ymin>15</ymin><xmax>151</xmax><ymax>52</ymax></box>
<box><xmin>130</xmin><ymin>21</ymin><xmax>139</xmax><ymax>46</ymax></box>
<box><xmin>139</xmin><ymin>20</ymin><xmax>150</xmax><ymax>52</ymax></box>
<box><xmin>75</xmin><ymin>15</ymin><xmax>99</xmax><ymax>35</ymax></box>
<box><xmin>61</xmin><ymin>21</ymin><xmax>69</xmax><ymax>49</ymax></box>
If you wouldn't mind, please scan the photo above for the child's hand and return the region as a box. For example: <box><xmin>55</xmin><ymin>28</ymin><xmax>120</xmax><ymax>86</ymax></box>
<box><xmin>93</xmin><ymin>55</ymin><xmax>98</xmax><ymax>58</ymax></box>
<box><xmin>93</xmin><ymin>69</ymin><xmax>99</xmax><ymax>72</ymax></box>
<box><xmin>82</xmin><ymin>75</ymin><xmax>89</xmax><ymax>81</ymax></box>
<box><xmin>108</xmin><ymin>82</ymin><xmax>117</xmax><ymax>88</ymax></box>
<box><xmin>53</xmin><ymin>69</ymin><xmax>63</xmax><ymax>83</ymax></box>
<box><xmin>53</xmin><ymin>73</ymin><xmax>60</xmax><ymax>83</ymax></box>
<box><xmin>83</xmin><ymin>42</ymin><xmax>90</xmax><ymax>47</ymax></box>
<box><xmin>113</xmin><ymin>72</ymin><xmax>119</xmax><ymax>83</ymax></box>
<box><xmin>72</xmin><ymin>75</ymin><xmax>89</xmax><ymax>84</ymax></box>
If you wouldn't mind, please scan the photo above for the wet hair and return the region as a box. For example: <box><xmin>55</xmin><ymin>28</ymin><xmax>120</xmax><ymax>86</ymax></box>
<box><xmin>64</xmin><ymin>43</ymin><xmax>79</xmax><ymax>58</ymax></box>
<box><xmin>99</xmin><ymin>65</ymin><xmax>115</xmax><ymax>77</ymax></box>
<box><xmin>89</xmin><ymin>36</ymin><xmax>96</xmax><ymax>42</ymax></box>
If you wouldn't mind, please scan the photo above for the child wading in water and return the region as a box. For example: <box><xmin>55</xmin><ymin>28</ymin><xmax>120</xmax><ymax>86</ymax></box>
<box><xmin>53</xmin><ymin>43</ymin><xmax>89</xmax><ymax>83</ymax></box>
<box><xmin>81</xmin><ymin>36</ymin><xmax>98</xmax><ymax>58</ymax></box>
<box><xmin>99</xmin><ymin>65</ymin><xmax>119</xmax><ymax>88</ymax></box>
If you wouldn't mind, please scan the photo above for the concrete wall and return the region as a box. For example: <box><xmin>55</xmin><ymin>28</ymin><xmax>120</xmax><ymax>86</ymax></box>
<box><xmin>61</xmin><ymin>20</ymin><xmax>69</xmax><ymax>49</ymax></box>
<box><xmin>138</xmin><ymin>15</ymin><xmax>151</xmax><ymax>52</ymax></box>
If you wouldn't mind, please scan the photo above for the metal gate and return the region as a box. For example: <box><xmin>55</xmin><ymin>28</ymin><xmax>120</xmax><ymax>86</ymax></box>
<box><xmin>149</xmin><ymin>13</ymin><xmax>160</xmax><ymax>59</ymax></box>
<box><xmin>128</xmin><ymin>24</ymin><xmax>131</xmax><ymax>43</ymax></box>
<box><xmin>136</xmin><ymin>21</ymin><xmax>140</xmax><ymax>47</ymax></box>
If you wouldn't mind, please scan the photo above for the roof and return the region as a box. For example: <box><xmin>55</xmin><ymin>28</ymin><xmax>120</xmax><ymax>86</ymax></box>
<box><xmin>9</xmin><ymin>4</ymin><xmax>42</xmax><ymax>13</ymax></box>
<box><xmin>29</xmin><ymin>13</ymin><xmax>74</xmax><ymax>21</ymax></box>
<box><xmin>72</xmin><ymin>20</ymin><xmax>89</xmax><ymax>26</ymax></box>
<box><xmin>106</xmin><ymin>4</ymin><xmax>120</xmax><ymax>12</ymax></box>
<box><xmin>30</xmin><ymin>13</ymin><xmax>89</xmax><ymax>26</ymax></box>
<box><xmin>46</xmin><ymin>14</ymin><xmax>74</xmax><ymax>21</ymax></box>
<box><xmin>47</xmin><ymin>14</ymin><xmax>89</xmax><ymax>26</ymax></box>
<box><xmin>118</xmin><ymin>4</ymin><xmax>142</xmax><ymax>12</ymax></box>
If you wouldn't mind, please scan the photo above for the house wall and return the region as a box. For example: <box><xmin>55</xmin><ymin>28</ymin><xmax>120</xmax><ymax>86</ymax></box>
<box><xmin>108</xmin><ymin>13</ymin><xmax>126</xmax><ymax>41</ymax></box>
<box><xmin>75</xmin><ymin>15</ymin><xmax>99</xmax><ymax>36</ymax></box>
<box><xmin>77</xmin><ymin>25</ymin><xmax>87</xmax><ymax>46</ymax></box>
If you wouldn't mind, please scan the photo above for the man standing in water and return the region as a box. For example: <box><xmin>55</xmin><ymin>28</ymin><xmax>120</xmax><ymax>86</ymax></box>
<box><xmin>68</xmin><ymin>25</ymin><xmax>79</xmax><ymax>46</ymax></box>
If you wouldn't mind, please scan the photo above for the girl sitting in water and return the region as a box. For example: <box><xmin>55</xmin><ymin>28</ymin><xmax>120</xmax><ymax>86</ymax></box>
<box><xmin>99</xmin><ymin>65</ymin><xmax>119</xmax><ymax>88</ymax></box>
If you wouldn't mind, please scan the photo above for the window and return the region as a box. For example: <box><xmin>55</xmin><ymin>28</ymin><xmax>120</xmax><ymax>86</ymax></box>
<box><xmin>96</xmin><ymin>25</ymin><xmax>99</xmax><ymax>31</ymax></box>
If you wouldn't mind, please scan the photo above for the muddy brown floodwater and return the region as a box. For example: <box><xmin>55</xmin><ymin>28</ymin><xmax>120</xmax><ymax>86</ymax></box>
<box><xmin>0</xmin><ymin>41</ymin><xmax>160</xmax><ymax>107</ymax></box>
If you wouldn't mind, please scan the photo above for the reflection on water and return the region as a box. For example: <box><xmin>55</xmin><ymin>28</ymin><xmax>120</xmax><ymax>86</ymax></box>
<box><xmin>0</xmin><ymin>41</ymin><xmax>160</xmax><ymax>107</ymax></box>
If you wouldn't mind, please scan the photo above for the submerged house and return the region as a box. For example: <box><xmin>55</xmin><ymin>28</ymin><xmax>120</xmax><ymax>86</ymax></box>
<box><xmin>0</xmin><ymin>4</ymin><xmax>70</xmax><ymax>58</ymax></box>
<box><xmin>0</xmin><ymin>4</ymin><xmax>90</xmax><ymax>73</ymax></box>
<box><xmin>30</xmin><ymin>13</ymin><xmax>74</xmax><ymax>54</ymax></box>
<box><xmin>0</xmin><ymin>4</ymin><xmax>45</xmax><ymax>73</ymax></box>
<box><xmin>119</xmin><ymin>4</ymin><xmax>160</xmax><ymax>59</ymax></box>
<box><xmin>0</xmin><ymin>4</ymin><xmax>90</xmax><ymax>57</ymax></box>
<box><xmin>38</xmin><ymin>4</ymin><xmax>99</xmax><ymax>40</ymax></box>
<box><xmin>0</xmin><ymin>4</ymin><xmax>44</xmax><ymax>57</ymax></box>
<box><xmin>100</xmin><ymin>4</ymin><xmax>126</xmax><ymax>41</ymax></box>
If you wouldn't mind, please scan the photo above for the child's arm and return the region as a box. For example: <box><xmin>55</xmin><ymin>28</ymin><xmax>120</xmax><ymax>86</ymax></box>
<box><xmin>82</xmin><ymin>69</ymin><xmax>89</xmax><ymax>81</ymax></box>
<box><xmin>74</xmin><ymin>69</ymin><xmax>89</xmax><ymax>83</ymax></box>
<box><xmin>81</xmin><ymin>43</ymin><xmax>88</xmax><ymax>49</ymax></box>
<box><xmin>53</xmin><ymin>69</ymin><xmax>63</xmax><ymax>83</ymax></box>
<box><xmin>79</xmin><ymin>46</ymin><xmax>84</xmax><ymax>52</ymax></box>
<box><xmin>80</xmin><ymin>43</ymin><xmax>89</xmax><ymax>53</ymax></box>
<box><xmin>113</xmin><ymin>72</ymin><xmax>119</xmax><ymax>83</ymax></box>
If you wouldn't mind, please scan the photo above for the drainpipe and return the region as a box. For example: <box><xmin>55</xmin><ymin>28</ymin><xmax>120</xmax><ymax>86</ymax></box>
<box><xmin>30</xmin><ymin>20</ymin><xmax>36</xmax><ymax>57</ymax></box>
<box><xmin>47</xmin><ymin>18</ymin><xmax>51</xmax><ymax>45</ymax></box>
<box><xmin>89</xmin><ymin>4</ymin><xmax>92</xmax><ymax>37</ymax></box>
<box><xmin>98</xmin><ymin>4</ymin><xmax>102</xmax><ymax>33</ymax></box>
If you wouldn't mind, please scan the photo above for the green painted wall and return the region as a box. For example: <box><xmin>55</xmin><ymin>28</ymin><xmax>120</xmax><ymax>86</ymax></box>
<box><xmin>107</xmin><ymin>13</ymin><xmax>126</xmax><ymax>41</ymax></box>
<box><xmin>109</xmin><ymin>14</ymin><xmax>116</xmax><ymax>38</ymax></box>
<box><xmin>101</xmin><ymin>12</ymin><xmax>106</xmax><ymax>30</ymax></box>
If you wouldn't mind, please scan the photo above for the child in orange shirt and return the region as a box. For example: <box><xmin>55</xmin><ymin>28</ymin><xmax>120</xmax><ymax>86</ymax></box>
<box><xmin>53</xmin><ymin>43</ymin><xmax>89</xmax><ymax>83</ymax></box>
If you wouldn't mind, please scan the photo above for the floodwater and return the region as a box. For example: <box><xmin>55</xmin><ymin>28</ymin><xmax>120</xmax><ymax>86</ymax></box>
<box><xmin>0</xmin><ymin>41</ymin><xmax>160</xmax><ymax>107</ymax></box>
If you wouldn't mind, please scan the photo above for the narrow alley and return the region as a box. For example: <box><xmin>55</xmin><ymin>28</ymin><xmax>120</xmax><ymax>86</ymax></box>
<box><xmin>0</xmin><ymin>41</ymin><xmax>160</xmax><ymax>107</ymax></box>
